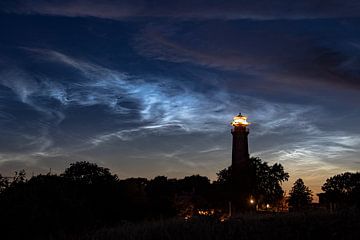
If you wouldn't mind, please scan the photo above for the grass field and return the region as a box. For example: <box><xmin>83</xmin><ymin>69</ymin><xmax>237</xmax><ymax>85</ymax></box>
<box><xmin>70</xmin><ymin>210</ymin><xmax>360</xmax><ymax>240</ymax></box>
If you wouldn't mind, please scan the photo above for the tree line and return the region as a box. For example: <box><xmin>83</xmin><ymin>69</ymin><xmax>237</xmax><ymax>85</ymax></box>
<box><xmin>0</xmin><ymin>158</ymin><xmax>359</xmax><ymax>239</ymax></box>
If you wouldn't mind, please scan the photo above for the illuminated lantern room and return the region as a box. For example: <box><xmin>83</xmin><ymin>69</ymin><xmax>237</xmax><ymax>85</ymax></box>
<box><xmin>231</xmin><ymin>113</ymin><xmax>250</xmax><ymax>128</ymax></box>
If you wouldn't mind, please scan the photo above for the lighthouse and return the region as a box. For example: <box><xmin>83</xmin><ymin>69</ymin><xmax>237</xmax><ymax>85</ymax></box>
<box><xmin>230</xmin><ymin>113</ymin><xmax>252</xmax><ymax>213</ymax></box>
<box><xmin>231</xmin><ymin>113</ymin><xmax>250</xmax><ymax>177</ymax></box>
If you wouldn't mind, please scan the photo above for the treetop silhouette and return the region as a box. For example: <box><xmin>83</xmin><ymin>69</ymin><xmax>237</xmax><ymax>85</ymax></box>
<box><xmin>288</xmin><ymin>178</ymin><xmax>313</xmax><ymax>210</ymax></box>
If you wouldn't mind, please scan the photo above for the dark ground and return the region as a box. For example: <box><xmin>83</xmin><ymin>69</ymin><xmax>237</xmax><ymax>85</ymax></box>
<box><xmin>68</xmin><ymin>210</ymin><xmax>360</xmax><ymax>240</ymax></box>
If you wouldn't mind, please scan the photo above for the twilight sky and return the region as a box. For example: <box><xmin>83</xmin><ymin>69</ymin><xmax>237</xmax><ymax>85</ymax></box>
<box><xmin>1</xmin><ymin>0</ymin><xmax>360</xmax><ymax>196</ymax></box>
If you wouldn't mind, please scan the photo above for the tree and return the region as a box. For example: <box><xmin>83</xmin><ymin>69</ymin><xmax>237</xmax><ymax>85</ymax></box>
<box><xmin>61</xmin><ymin>161</ymin><xmax>118</xmax><ymax>184</ymax></box>
<box><xmin>321</xmin><ymin>172</ymin><xmax>360</xmax><ymax>208</ymax></box>
<box><xmin>119</xmin><ymin>178</ymin><xmax>149</xmax><ymax>219</ymax></box>
<box><xmin>0</xmin><ymin>174</ymin><xmax>9</xmax><ymax>193</ymax></box>
<box><xmin>216</xmin><ymin>167</ymin><xmax>232</xmax><ymax>184</ymax></box>
<box><xmin>146</xmin><ymin>176</ymin><xmax>177</xmax><ymax>217</ymax></box>
<box><xmin>288</xmin><ymin>178</ymin><xmax>312</xmax><ymax>210</ymax></box>
<box><xmin>179</xmin><ymin>175</ymin><xmax>212</xmax><ymax>211</ymax></box>
<box><xmin>12</xmin><ymin>170</ymin><xmax>26</xmax><ymax>185</ymax></box>
<box><xmin>250</xmin><ymin>157</ymin><xmax>289</xmax><ymax>205</ymax></box>
<box><xmin>179</xmin><ymin>175</ymin><xmax>210</xmax><ymax>193</ymax></box>
<box><xmin>216</xmin><ymin>157</ymin><xmax>289</xmax><ymax>207</ymax></box>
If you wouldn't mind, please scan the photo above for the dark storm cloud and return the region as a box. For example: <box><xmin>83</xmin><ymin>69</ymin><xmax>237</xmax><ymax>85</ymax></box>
<box><xmin>2</xmin><ymin>0</ymin><xmax>360</xmax><ymax>20</ymax></box>
<box><xmin>134</xmin><ymin>20</ymin><xmax>360</xmax><ymax>91</ymax></box>
<box><xmin>307</xmin><ymin>47</ymin><xmax>360</xmax><ymax>88</ymax></box>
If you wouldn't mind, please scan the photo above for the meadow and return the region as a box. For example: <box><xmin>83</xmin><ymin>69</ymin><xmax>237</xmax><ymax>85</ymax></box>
<box><xmin>70</xmin><ymin>210</ymin><xmax>360</xmax><ymax>240</ymax></box>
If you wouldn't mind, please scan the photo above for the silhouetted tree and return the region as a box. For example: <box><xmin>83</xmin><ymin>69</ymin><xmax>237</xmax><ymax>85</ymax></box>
<box><xmin>11</xmin><ymin>169</ymin><xmax>26</xmax><ymax>185</ymax></box>
<box><xmin>216</xmin><ymin>167</ymin><xmax>232</xmax><ymax>184</ymax></box>
<box><xmin>321</xmin><ymin>172</ymin><xmax>360</xmax><ymax>209</ymax></box>
<box><xmin>0</xmin><ymin>174</ymin><xmax>9</xmax><ymax>192</ymax></box>
<box><xmin>288</xmin><ymin>178</ymin><xmax>312</xmax><ymax>210</ymax></box>
<box><xmin>178</xmin><ymin>175</ymin><xmax>212</xmax><ymax>211</ymax></box>
<box><xmin>0</xmin><ymin>162</ymin><xmax>127</xmax><ymax>239</ymax></box>
<box><xmin>215</xmin><ymin>157</ymin><xmax>289</xmax><ymax>207</ymax></box>
<box><xmin>146</xmin><ymin>176</ymin><xmax>177</xmax><ymax>218</ymax></box>
<box><xmin>0</xmin><ymin>159</ymin><xmax>292</xmax><ymax>239</ymax></box>
<box><xmin>61</xmin><ymin>161</ymin><xmax>118</xmax><ymax>184</ymax></box>
<box><xmin>250</xmin><ymin>157</ymin><xmax>289</xmax><ymax>206</ymax></box>
<box><xmin>213</xmin><ymin>166</ymin><xmax>236</xmax><ymax>211</ymax></box>
<box><xmin>119</xmin><ymin>177</ymin><xmax>149</xmax><ymax>219</ymax></box>
<box><xmin>179</xmin><ymin>175</ymin><xmax>210</xmax><ymax>192</ymax></box>
<box><xmin>0</xmin><ymin>174</ymin><xmax>70</xmax><ymax>239</ymax></box>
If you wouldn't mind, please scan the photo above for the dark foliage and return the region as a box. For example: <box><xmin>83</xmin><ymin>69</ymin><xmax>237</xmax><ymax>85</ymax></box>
<box><xmin>0</xmin><ymin>173</ymin><xmax>10</xmax><ymax>192</ymax></box>
<box><xmin>0</xmin><ymin>162</ymin><xmax>212</xmax><ymax>239</ymax></box>
<box><xmin>0</xmin><ymin>162</ymin><xmax>123</xmax><ymax>239</ymax></box>
<box><xmin>1</xmin><ymin>160</ymin><xmax>357</xmax><ymax>239</ymax></box>
<box><xmin>288</xmin><ymin>178</ymin><xmax>313</xmax><ymax>210</ymax></box>
<box><xmin>145</xmin><ymin>176</ymin><xmax>178</xmax><ymax>217</ymax></box>
<box><xmin>250</xmin><ymin>157</ymin><xmax>289</xmax><ymax>205</ymax></box>
<box><xmin>61</xmin><ymin>161</ymin><xmax>118</xmax><ymax>184</ymax></box>
<box><xmin>321</xmin><ymin>172</ymin><xmax>360</xmax><ymax>208</ymax></box>
<box><xmin>216</xmin><ymin>157</ymin><xmax>289</xmax><ymax>207</ymax></box>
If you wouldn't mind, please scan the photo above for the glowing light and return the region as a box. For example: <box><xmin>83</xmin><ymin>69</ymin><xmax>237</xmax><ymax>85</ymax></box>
<box><xmin>250</xmin><ymin>199</ymin><xmax>254</xmax><ymax>204</ymax></box>
<box><xmin>266</xmin><ymin>204</ymin><xmax>270</xmax><ymax>208</ymax></box>
<box><xmin>231</xmin><ymin>113</ymin><xmax>250</xmax><ymax>127</ymax></box>
<box><xmin>197</xmin><ymin>209</ymin><xmax>215</xmax><ymax>216</ymax></box>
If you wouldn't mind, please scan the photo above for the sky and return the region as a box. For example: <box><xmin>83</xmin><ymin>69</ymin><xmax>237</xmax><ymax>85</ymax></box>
<box><xmin>1</xmin><ymin>0</ymin><xmax>360</xmax><ymax>197</ymax></box>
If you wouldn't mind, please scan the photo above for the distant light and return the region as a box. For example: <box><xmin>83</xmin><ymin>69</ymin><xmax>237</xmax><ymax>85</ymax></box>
<box><xmin>266</xmin><ymin>204</ymin><xmax>270</xmax><ymax>208</ymax></box>
<box><xmin>197</xmin><ymin>209</ymin><xmax>215</xmax><ymax>216</ymax></box>
<box><xmin>250</xmin><ymin>199</ymin><xmax>254</xmax><ymax>204</ymax></box>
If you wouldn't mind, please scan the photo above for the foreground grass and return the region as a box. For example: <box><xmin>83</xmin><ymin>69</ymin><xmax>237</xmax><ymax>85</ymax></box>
<box><xmin>71</xmin><ymin>210</ymin><xmax>359</xmax><ymax>240</ymax></box>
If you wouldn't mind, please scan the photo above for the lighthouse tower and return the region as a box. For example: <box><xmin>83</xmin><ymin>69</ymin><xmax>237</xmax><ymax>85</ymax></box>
<box><xmin>230</xmin><ymin>113</ymin><xmax>252</xmax><ymax>213</ymax></box>
<box><xmin>231</xmin><ymin>113</ymin><xmax>250</xmax><ymax>177</ymax></box>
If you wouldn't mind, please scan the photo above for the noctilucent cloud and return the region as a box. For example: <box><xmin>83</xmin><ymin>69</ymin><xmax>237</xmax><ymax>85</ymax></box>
<box><xmin>1</xmin><ymin>0</ymin><xmax>360</xmax><ymax>196</ymax></box>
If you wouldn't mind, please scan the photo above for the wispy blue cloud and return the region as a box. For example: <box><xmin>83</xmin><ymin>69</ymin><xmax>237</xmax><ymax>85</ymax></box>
<box><xmin>1</xmin><ymin>48</ymin><xmax>332</xmax><ymax>162</ymax></box>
